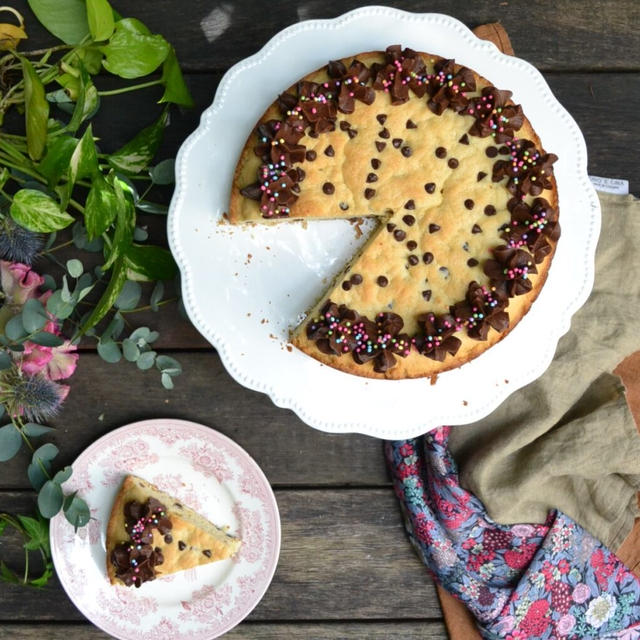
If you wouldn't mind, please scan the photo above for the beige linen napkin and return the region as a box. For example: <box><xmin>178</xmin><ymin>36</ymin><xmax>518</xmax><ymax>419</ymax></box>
<box><xmin>449</xmin><ymin>192</ymin><xmax>640</xmax><ymax>551</ymax></box>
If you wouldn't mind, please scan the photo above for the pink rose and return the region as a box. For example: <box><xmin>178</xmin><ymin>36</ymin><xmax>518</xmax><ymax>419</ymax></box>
<box><xmin>572</xmin><ymin>582</ymin><xmax>591</xmax><ymax>604</ymax></box>
<box><xmin>21</xmin><ymin>339</ymin><xmax>78</xmax><ymax>381</ymax></box>
<box><xmin>0</xmin><ymin>260</ymin><xmax>44</xmax><ymax>307</ymax></box>
<box><xmin>556</xmin><ymin>614</ymin><xmax>576</xmax><ymax>635</ymax></box>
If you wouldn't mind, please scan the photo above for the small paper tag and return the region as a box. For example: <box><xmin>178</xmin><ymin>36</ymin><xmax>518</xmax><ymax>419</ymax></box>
<box><xmin>589</xmin><ymin>175</ymin><xmax>629</xmax><ymax>195</ymax></box>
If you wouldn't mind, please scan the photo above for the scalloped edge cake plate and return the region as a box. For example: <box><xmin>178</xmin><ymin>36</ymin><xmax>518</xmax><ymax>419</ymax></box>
<box><xmin>50</xmin><ymin>419</ymin><xmax>281</xmax><ymax>640</ymax></box>
<box><xmin>167</xmin><ymin>7</ymin><xmax>600</xmax><ymax>439</ymax></box>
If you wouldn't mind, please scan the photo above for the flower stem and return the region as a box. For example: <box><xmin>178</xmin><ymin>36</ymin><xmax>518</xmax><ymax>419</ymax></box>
<box><xmin>98</xmin><ymin>79</ymin><xmax>163</xmax><ymax>97</ymax></box>
<box><xmin>119</xmin><ymin>298</ymin><xmax>177</xmax><ymax>314</ymax></box>
<box><xmin>38</xmin><ymin>239</ymin><xmax>75</xmax><ymax>256</ymax></box>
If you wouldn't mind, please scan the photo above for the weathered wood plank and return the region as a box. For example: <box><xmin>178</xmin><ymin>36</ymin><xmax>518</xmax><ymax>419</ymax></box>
<box><xmin>12</xmin><ymin>0</ymin><xmax>640</xmax><ymax>72</ymax></box>
<box><xmin>0</xmin><ymin>489</ymin><xmax>441</xmax><ymax>621</ymax></box>
<box><xmin>1</xmin><ymin>351</ymin><xmax>391</xmax><ymax>490</ymax></box>
<box><xmin>0</xmin><ymin>621</ymin><xmax>449</xmax><ymax>639</ymax></box>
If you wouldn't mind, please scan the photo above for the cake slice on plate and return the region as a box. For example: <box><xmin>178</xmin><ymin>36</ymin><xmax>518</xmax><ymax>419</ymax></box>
<box><xmin>106</xmin><ymin>474</ymin><xmax>241</xmax><ymax>588</ymax></box>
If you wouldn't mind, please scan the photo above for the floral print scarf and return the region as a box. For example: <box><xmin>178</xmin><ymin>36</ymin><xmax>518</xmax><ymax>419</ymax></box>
<box><xmin>385</xmin><ymin>427</ymin><xmax>640</xmax><ymax>639</ymax></box>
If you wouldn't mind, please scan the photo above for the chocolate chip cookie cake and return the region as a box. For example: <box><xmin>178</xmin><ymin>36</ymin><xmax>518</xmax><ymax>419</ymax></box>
<box><xmin>230</xmin><ymin>45</ymin><xmax>560</xmax><ymax>379</ymax></box>
<box><xmin>106</xmin><ymin>475</ymin><xmax>241</xmax><ymax>587</ymax></box>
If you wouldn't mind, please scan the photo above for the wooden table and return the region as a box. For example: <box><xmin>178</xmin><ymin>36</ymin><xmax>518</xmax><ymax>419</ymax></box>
<box><xmin>1</xmin><ymin>1</ymin><xmax>638</xmax><ymax>638</ymax></box>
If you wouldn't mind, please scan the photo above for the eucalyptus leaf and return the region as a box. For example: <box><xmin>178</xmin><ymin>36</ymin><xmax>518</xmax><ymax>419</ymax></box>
<box><xmin>22</xmin><ymin>423</ymin><xmax>54</xmax><ymax>437</ymax></box>
<box><xmin>38</xmin><ymin>135</ymin><xmax>77</xmax><ymax>187</ymax></box>
<box><xmin>79</xmin><ymin>256</ymin><xmax>127</xmax><ymax>334</ymax></box>
<box><xmin>21</xmin><ymin>56</ymin><xmax>49</xmax><ymax>161</ymax></box>
<box><xmin>0</xmin><ymin>424</ymin><xmax>22</xmax><ymax>462</ymax></box>
<box><xmin>102</xmin><ymin>312</ymin><xmax>124</xmax><ymax>341</ymax></box>
<box><xmin>128</xmin><ymin>327</ymin><xmax>150</xmax><ymax>342</ymax></box>
<box><xmin>87</xmin><ymin>0</ymin><xmax>114</xmax><ymax>41</ymax></box>
<box><xmin>161</xmin><ymin>372</ymin><xmax>174</xmax><ymax>390</ymax></box>
<box><xmin>29</xmin><ymin>332</ymin><xmax>65</xmax><ymax>347</ymax></box>
<box><xmin>66</xmin><ymin>258</ymin><xmax>83</xmax><ymax>278</ymax></box>
<box><xmin>97</xmin><ymin>339</ymin><xmax>121</xmax><ymax>363</ymax></box>
<box><xmin>53</xmin><ymin>466</ymin><xmax>73</xmax><ymax>485</ymax></box>
<box><xmin>63</xmin><ymin>494</ymin><xmax>91</xmax><ymax>530</ymax></box>
<box><xmin>5</xmin><ymin>314</ymin><xmax>26</xmax><ymax>341</ymax></box>
<box><xmin>108</xmin><ymin>108</ymin><xmax>168</xmax><ymax>174</ymax></box>
<box><xmin>72</xmin><ymin>220</ymin><xmax>103</xmax><ymax>252</ymax></box>
<box><xmin>32</xmin><ymin>443</ymin><xmax>59</xmax><ymax>464</ymax></box>
<box><xmin>125</xmin><ymin>244</ymin><xmax>177</xmax><ymax>282</ymax></box>
<box><xmin>37</xmin><ymin>480</ymin><xmax>64</xmax><ymax>518</ymax></box>
<box><xmin>100</xmin><ymin>18</ymin><xmax>169</xmax><ymax>79</ymax></box>
<box><xmin>84</xmin><ymin>173</ymin><xmax>117</xmax><ymax>240</ymax></box>
<box><xmin>135</xmin><ymin>200</ymin><xmax>168</xmax><ymax>215</ymax></box>
<box><xmin>27</xmin><ymin>0</ymin><xmax>90</xmax><ymax>44</ymax></box>
<box><xmin>150</xmin><ymin>281</ymin><xmax>164</xmax><ymax>312</ymax></box>
<box><xmin>156</xmin><ymin>355</ymin><xmax>182</xmax><ymax>375</ymax></box>
<box><xmin>10</xmin><ymin>189</ymin><xmax>74</xmax><ymax>233</ymax></box>
<box><xmin>42</xmin><ymin>274</ymin><xmax>56</xmax><ymax>291</ymax></box>
<box><xmin>133</xmin><ymin>226</ymin><xmax>148</xmax><ymax>242</ymax></box>
<box><xmin>136</xmin><ymin>350</ymin><xmax>156</xmax><ymax>370</ymax></box>
<box><xmin>46</xmin><ymin>290</ymin><xmax>75</xmax><ymax>320</ymax></box>
<box><xmin>114</xmin><ymin>280</ymin><xmax>141</xmax><ymax>310</ymax></box>
<box><xmin>28</xmin><ymin>461</ymin><xmax>49</xmax><ymax>491</ymax></box>
<box><xmin>159</xmin><ymin>46</ymin><xmax>194</xmax><ymax>107</ymax></box>
<box><xmin>149</xmin><ymin>158</ymin><xmax>175</xmax><ymax>185</ymax></box>
<box><xmin>0</xmin><ymin>351</ymin><xmax>11</xmax><ymax>369</ymax></box>
<box><xmin>122</xmin><ymin>338</ymin><xmax>139</xmax><ymax>362</ymax></box>
<box><xmin>21</xmin><ymin>299</ymin><xmax>48</xmax><ymax>333</ymax></box>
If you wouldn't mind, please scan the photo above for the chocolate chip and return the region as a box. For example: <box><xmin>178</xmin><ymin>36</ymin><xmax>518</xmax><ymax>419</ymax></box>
<box><xmin>408</xmin><ymin>255</ymin><xmax>419</xmax><ymax>266</ymax></box>
<box><xmin>429</xmin><ymin>223</ymin><xmax>440</xmax><ymax>233</ymax></box>
<box><xmin>371</xmin><ymin>158</ymin><xmax>381</xmax><ymax>169</ymax></box>
<box><xmin>366</xmin><ymin>173</ymin><xmax>378</xmax><ymax>183</ymax></box>
<box><xmin>393</xmin><ymin>229</ymin><xmax>406</xmax><ymax>241</ymax></box>
<box><xmin>339</xmin><ymin>121</ymin><xmax>351</xmax><ymax>131</ymax></box>
<box><xmin>364</xmin><ymin>188</ymin><xmax>376</xmax><ymax>199</ymax></box>
<box><xmin>392</xmin><ymin>138</ymin><xmax>403</xmax><ymax>148</ymax></box>
<box><xmin>422</xmin><ymin>252</ymin><xmax>434</xmax><ymax>264</ymax></box>
<box><xmin>339</xmin><ymin>202</ymin><xmax>349</xmax><ymax>210</ymax></box>
<box><xmin>164</xmin><ymin>534</ymin><xmax>173</xmax><ymax>544</ymax></box>
<box><xmin>308</xmin><ymin>130</ymin><xmax>318</xmax><ymax>138</ymax></box>
<box><xmin>178</xmin><ymin>541</ymin><xmax>186</xmax><ymax>551</ymax></box>
<box><xmin>464</xmin><ymin>199</ymin><xmax>474</xmax><ymax>210</ymax></box>
<box><xmin>422</xmin><ymin>290</ymin><xmax>432</xmax><ymax>301</ymax></box>
<box><xmin>379</xmin><ymin>128</ymin><xmax>390</xmax><ymax>139</ymax></box>
<box><xmin>348</xmin><ymin>128</ymin><xmax>358</xmax><ymax>139</ymax></box>
<box><xmin>407</xmin><ymin>240</ymin><xmax>417</xmax><ymax>251</ymax></box>
<box><xmin>406</xmin><ymin>119</ymin><xmax>417</xmax><ymax>129</ymax></box>
<box><xmin>435</xmin><ymin>146</ymin><xmax>447</xmax><ymax>158</ymax></box>
<box><xmin>386</xmin><ymin>223</ymin><xmax>396</xmax><ymax>232</ymax></box>
<box><xmin>472</xmin><ymin>224</ymin><xmax>482</xmax><ymax>234</ymax></box>
<box><xmin>484</xmin><ymin>205</ymin><xmax>497</xmax><ymax>216</ymax></box>
<box><xmin>376</xmin><ymin>114</ymin><xmax>387</xmax><ymax>124</ymax></box>
<box><xmin>485</xmin><ymin>146</ymin><xmax>498</xmax><ymax>158</ymax></box>
<box><xmin>375</xmin><ymin>141</ymin><xmax>386</xmax><ymax>152</ymax></box>
<box><xmin>324</xmin><ymin>145</ymin><xmax>335</xmax><ymax>157</ymax></box>
<box><xmin>459</xmin><ymin>133</ymin><xmax>469</xmax><ymax>145</ymax></box>
<box><xmin>448</xmin><ymin>158</ymin><xmax>459</xmax><ymax>169</ymax></box>
<box><xmin>342</xmin><ymin>280</ymin><xmax>351</xmax><ymax>291</ymax></box>
<box><xmin>424</xmin><ymin>182</ymin><xmax>436</xmax><ymax>194</ymax></box>
<box><xmin>155</xmin><ymin>547</ymin><xmax>161</xmax><ymax>553</ymax></box>
<box><xmin>402</xmin><ymin>214</ymin><xmax>416</xmax><ymax>226</ymax></box>
<box><xmin>305</xmin><ymin>150</ymin><xmax>317</xmax><ymax>161</ymax></box>
<box><xmin>477</xmin><ymin>171</ymin><xmax>487</xmax><ymax>182</ymax></box>
<box><xmin>350</xmin><ymin>273</ymin><xmax>363</xmax><ymax>285</ymax></box>
<box><xmin>203</xmin><ymin>550</ymin><xmax>212</xmax><ymax>558</ymax></box>
<box><xmin>377</xmin><ymin>275</ymin><xmax>388</xmax><ymax>287</ymax></box>
<box><xmin>467</xmin><ymin>258</ymin><xmax>479</xmax><ymax>267</ymax></box>
<box><xmin>404</xmin><ymin>200</ymin><xmax>415</xmax><ymax>210</ymax></box>
<box><xmin>439</xmin><ymin>266</ymin><xmax>450</xmax><ymax>278</ymax></box>
<box><xmin>499</xmin><ymin>145</ymin><xmax>510</xmax><ymax>155</ymax></box>
<box><xmin>401</xmin><ymin>146</ymin><xmax>412</xmax><ymax>157</ymax></box>
<box><xmin>322</xmin><ymin>182</ymin><xmax>335</xmax><ymax>195</ymax></box>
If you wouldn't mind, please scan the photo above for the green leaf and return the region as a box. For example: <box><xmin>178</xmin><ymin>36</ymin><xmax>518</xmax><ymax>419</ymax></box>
<box><xmin>17</xmin><ymin>515</ymin><xmax>50</xmax><ymax>554</ymax></box>
<box><xmin>27</xmin><ymin>0</ymin><xmax>90</xmax><ymax>44</ymax></box>
<box><xmin>38</xmin><ymin>481</ymin><xmax>64</xmax><ymax>518</ymax></box>
<box><xmin>29</xmin><ymin>332</ymin><xmax>65</xmax><ymax>347</ymax></box>
<box><xmin>87</xmin><ymin>0</ymin><xmax>114</xmax><ymax>41</ymax></box>
<box><xmin>114</xmin><ymin>280</ymin><xmax>141</xmax><ymax>310</ymax></box>
<box><xmin>5</xmin><ymin>314</ymin><xmax>26</xmax><ymax>341</ymax></box>
<box><xmin>156</xmin><ymin>355</ymin><xmax>182</xmax><ymax>376</ymax></box>
<box><xmin>21</xmin><ymin>57</ymin><xmax>50</xmax><ymax>161</ymax></box>
<box><xmin>10</xmin><ymin>189</ymin><xmax>74</xmax><ymax>233</ymax></box>
<box><xmin>66</xmin><ymin>65</ymin><xmax>99</xmax><ymax>134</ymax></box>
<box><xmin>73</xmin><ymin>220</ymin><xmax>103</xmax><ymax>252</ymax></box>
<box><xmin>0</xmin><ymin>351</ymin><xmax>11</xmax><ymax>369</ymax></box>
<box><xmin>79</xmin><ymin>256</ymin><xmax>127</xmax><ymax>334</ymax></box>
<box><xmin>108</xmin><ymin>108</ymin><xmax>168</xmax><ymax>174</ymax></box>
<box><xmin>63</xmin><ymin>494</ymin><xmax>90</xmax><ymax>530</ymax></box>
<box><xmin>32</xmin><ymin>443</ymin><xmax>59</xmax><ymax>464</ymax></box>
<box><xmin>159</xmin><ymin>46</ymin><xmax>194</xmax><ymax>107</ymax></box>
<box><xmin>136</xmin><ymin>350</ymin><xmax>156</xmax><ymax>370</ymax></box>
<box><xmin>38</xmin><ymin>135</ymin><xmax>77</xmax><ymax>187</ymax></box>
<box><xmin>21</xmin><ymin>299</ymin><xmax>48</xmax><ymax>333</ymax></box>
<box><xmin>122</xmin><ymin>338</ymin><xmax>139</xmax><ymax>362</ymax></box>
<box><xmin>84</xmin><ymin>173</ymin><xmax>117</xmax><ymax>240</ymax></box>
<box><xmin>150</xmin><ymin>281</ymin><xmax>164</xmax><ymax>311</ymax></box>
<box><xmin>66</xmin><ymin>258</ymin><xmax>83</xmax><ymax>278</ymax></box>
<box><xmin>102</xmin><ymin>312</ymin><xmax>124</xmax><ymax>341</ymax></box>
<box><xmin>100</xmin><ymin>18</ymin><xmax>169</xmax><ymax>79</ymax></box>
<box><xmin>74</xmin><ymin>46</ymin><xmax>103</xmax><ymax>75</ymax></box>
<box><xmin>53</xmin><ymin>466</ymin><xmax>73</xmax><ymax>485</ymax></box>
<box><xmin>0</xmin><ymin>424</ymin><xmax>22</xmax><ymax>462</ymax></box>
<box><xmin>135</xmin><ymin>200</ymin><xmax>168</xmax><ymax>215</ymax></box>
<box><xmin>46</xmin><ymin>290</ymin><xmax>75</xmax><ymax>320</ymax></box>
<box><xmin>125</xmin><ymin>244</ymin><xmax>177</xmax><ymax>282</ymax></box>
<box><xmin>28</xmin><ymin>461</ymin><xmax>49</xmax><ymax>491</ymax></box>
<box><xmin>22</xmin><ymin>423</ymin><xmax>54</xmax><ymax>437</ymax></box>
<box><xmin>161</xmin><ymin>372</ymin><xmax>174</xmax><ymax>389</ymax></box>
<box><xmin>149</xmin><ymin>158</ymin><xmax>175</xmax><ymax>185</ymax></box>
<box><xmin>133</xmin><ymin>226</ymin><xmax>148</xmax><ymax>242</ymax></box>
<box><xmin>97</xmin><ymin>339</ymin><xmax>121</xmax><ymax>363</ymax></box>
<box><xmin>69</xmin><ymin>124</ymin><xmax>98</xmax><ymax>184</ymax></box>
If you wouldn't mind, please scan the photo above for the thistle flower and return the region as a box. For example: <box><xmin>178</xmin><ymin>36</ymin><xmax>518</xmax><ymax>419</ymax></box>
<box><xmin>0</xmin><ymin>217</ymin><xmax>43</xmax><ymax>265</ymax></box>
<box><xmin>0</xmin><ymin>365</ymin><xmax>67</xmax><ymax>422</ymax></box>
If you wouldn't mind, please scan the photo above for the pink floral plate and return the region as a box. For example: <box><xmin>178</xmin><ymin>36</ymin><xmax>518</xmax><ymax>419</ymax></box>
<box><xmin>49</xmin><ymin>418</ymin><xmax>281</xmax><ymax>639</ymax></box>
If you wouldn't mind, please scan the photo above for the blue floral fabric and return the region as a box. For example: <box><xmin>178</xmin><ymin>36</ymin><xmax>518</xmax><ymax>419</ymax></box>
<box><xmin>385</xmin><ymin>427</ymin><xmax>640</xmax><ymax>639</ymax></box>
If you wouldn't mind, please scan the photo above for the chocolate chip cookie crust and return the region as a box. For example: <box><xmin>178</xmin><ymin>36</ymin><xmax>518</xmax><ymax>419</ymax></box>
<box><xmin>229</xmin><ymin>46</ymin><xmax>560</xmax><ymax>379</ymax></box>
